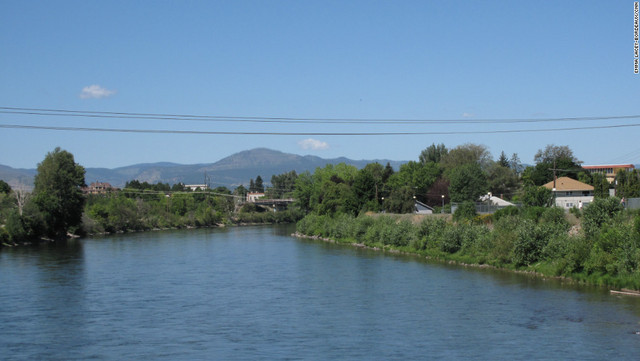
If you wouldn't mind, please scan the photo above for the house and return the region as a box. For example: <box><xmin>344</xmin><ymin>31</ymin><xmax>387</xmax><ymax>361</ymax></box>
<box><xmin>415</xmin><ymin>200</ymin><xmax>434</xmax><ymax>214</ymax></box>
<box><xmin>542</xmin><ymin>177</ymin><xmax>594</xmax><ymax>209</ymax></box>
<box><xmin>582</xmin><ymin>164</ymin><xmax>635</xmax><ymax>183</ymax></box>
<box><xmin>83</xmin><ymin>181</ymin><xmax>117</xmax><ymax>194</ymax></box>
<box><xmin>246</xmin><ymin>192</ymin><xmax>265</xmax><ymax>202</ymax></box>
<box><xmin>185</xmin><ymin>184</ymin><xmax>209</xmax><ymax>191</ymax></box>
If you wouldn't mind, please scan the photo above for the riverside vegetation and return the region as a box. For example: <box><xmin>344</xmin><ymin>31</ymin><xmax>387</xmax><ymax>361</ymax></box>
<box><xmin>296</xmin><ymin>199</ymin><xmax>640</xmax><ymax>290</ymax></box>
<box><xmin>2</xmin><ymin>144</ymin><xmax>640</xmax><ymax>291</ymax></box>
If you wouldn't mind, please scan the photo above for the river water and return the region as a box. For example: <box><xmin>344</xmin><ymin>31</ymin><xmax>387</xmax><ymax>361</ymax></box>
<box><xmin>1</xmin><ymin>225</ymin><xmax>639</xmax><ymax>360</ymax></box>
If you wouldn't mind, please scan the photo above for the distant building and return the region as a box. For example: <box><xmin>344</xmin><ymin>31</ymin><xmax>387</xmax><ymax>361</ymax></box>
<box><xmin>542</xmin><ymin>177</ymin><xmax>594</xmax><ymax>209</ymax></box>
<box><xmin>582</xmin><ymin>164</ymin><xmax>635</xmax><ymax>183</ymax></box>
<box><xmin>246</xmin><ymin>192</ymin><xmax>265</xmax><ymax>202</ymax></box>
<box><xmin>83</xmin><ymin>181</ymin><xmax>117</xmax><ymax>194</ymax></box>
<box><xmin>185</xmin><ymin>184</ymin><xmax>209</xmax><ymax>191</ymax></box>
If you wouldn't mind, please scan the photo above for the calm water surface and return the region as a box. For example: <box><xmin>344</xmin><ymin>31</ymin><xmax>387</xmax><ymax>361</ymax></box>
<box><xmin>1</xmin><ymin>225</ymin><xmax>639</xmax><ymax>360</ymax></box>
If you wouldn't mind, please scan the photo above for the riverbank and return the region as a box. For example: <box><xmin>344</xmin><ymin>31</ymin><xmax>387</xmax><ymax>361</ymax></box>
<box><xmin>294</xmin><ymin>210</ymin><xmax>640</xmax><ymax>291</ymax></box>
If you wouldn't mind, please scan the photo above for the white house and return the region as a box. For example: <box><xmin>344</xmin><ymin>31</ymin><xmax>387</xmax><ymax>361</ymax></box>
<box><xmin>246</xmin><ymin>192</ymin><xmax>265</xmax><ymax>202</ymax></box>
<box><xmin>543</xmin><ymin>177</ymin><xmax>594</xmax><ymax>209</ymax></box>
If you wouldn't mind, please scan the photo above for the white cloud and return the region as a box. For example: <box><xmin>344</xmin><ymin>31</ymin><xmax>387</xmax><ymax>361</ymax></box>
<box><xmin>79</xmin><ymin>85</ymin><xmax>116</xmax><ymax>99</ymax></box>
<box><xmin>462</xmin><ymin>112</ymin><xmax>474</xmax><ymax>118</ymax></box>
<box><xmin>298</xmin><ymin>138</ymin><xmax>329</xmax><ymax>151</ymax></box>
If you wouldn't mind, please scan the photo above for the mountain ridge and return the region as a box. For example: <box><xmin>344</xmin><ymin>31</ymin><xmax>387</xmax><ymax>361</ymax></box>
<box><xmin>0</xmin><ymin>148</ymin><xmax>407</xmax><ymax>189</ymax></box>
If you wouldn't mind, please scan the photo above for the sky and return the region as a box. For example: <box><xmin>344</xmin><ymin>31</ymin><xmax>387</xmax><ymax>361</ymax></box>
<box><xmin>1</xmin><ymin>0</ymin><xmax>639</xmax><ymax>169</ymax></box>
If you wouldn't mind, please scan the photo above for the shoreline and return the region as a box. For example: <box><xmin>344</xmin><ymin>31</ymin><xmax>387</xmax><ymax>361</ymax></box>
<box><xmin>291</xmin><ymin>231</ymin><xmax>640</xmax><ymax>296</ymax></box>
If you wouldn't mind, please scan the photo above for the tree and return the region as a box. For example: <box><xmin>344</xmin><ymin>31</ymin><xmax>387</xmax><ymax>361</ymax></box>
<box><xmin>615</xmin><ymin>169</ymin><xmax>640</xmax><ymax>198</ymax></box>
<box><xmin>589</xmin><ymin>172</ymin><xmax>610</xmax><ymax>198</ymax></box>
<box><xmin>534</xmin><ymin>144</ymin><xmax>579</xmax><ymax>164</ymax></box>
<box><xmin>269</xmin><ymin>170</ymin><xmax>297</xmax><ymax>198</ymax></box>
<box><xmin>441</xmin><ymin>143</ymin><xmax>492</xmax><ymax>176</ymax></box>
<box><xmin>419</xmin><ymin>143</ymin><xmax>448</xmax><ymax>164</ymax></box>
<box><xmin>254</xmin><ymin>175</ymin><xmax>265</xmax><ymax>193</ymax></box>
<box><xmin>487</xmin><ymin>163</ymin><xmax>520</xmax><ymax>199</ymax></box>
<box><xmin>0</xmin><ymin>180</ymin><xmax>11</xmax><ymax>194</ymax></box>
<box><xmin>32</xmin><ymin>147</ymin><xmax>86</xmax><ymax>240</ymax></box>
<box><xmin>448</xmin><ymin>163</ymin><xmax>488</xmax><ymax>202</ymax></box>
<box><xmin>523</xmin><ymin>145</ymin><xmax>583</xmax><ymax>186</ymax></box>
<box><xmin>387</xmin><ymin>161</ymin><xmax>441</xmax><ymax>202</ymax></box>
<box><xmin>509</xmin><ymin>153</ymin><xmax>522</xmax><ymax>173</ymax></box>
<box><xmin>497</xmin><ymin>151</ymin><xmax>510</xmax><ymax>168</ymax></box>
<box><xmin>521</xmin><ymin>185</ymin><xmax>553</xmax><ymax>207</ymax></box>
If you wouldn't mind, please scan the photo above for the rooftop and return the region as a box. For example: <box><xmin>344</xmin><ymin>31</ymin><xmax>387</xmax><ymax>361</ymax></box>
<box><xmin>542</xmin><ymin>177</ymin><xmax>594</xmax><ymax>191</ymax></box>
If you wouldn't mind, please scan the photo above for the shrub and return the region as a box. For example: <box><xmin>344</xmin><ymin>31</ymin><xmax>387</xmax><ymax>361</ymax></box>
<box><xmin>453</xmin><ymin>201</ymin><xmax>476</xmax><ymax>222</ymax></box>
<box><xmin>513</xmin><ymin>220</ymin><xmax>556</xmax><ymax>266</ymax></box>
<box><xmin>582</xmin><ymin>197</ymin><xmax>624</xmax><ymax>237</ymax></box>
<box><xmin>493</xmin><ymin>206</ymin><xmax>520</xmax><ymax>222</ymax></box>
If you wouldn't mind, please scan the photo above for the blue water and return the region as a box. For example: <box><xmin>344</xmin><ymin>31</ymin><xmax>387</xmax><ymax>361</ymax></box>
<box><xmin>1</xmin><ymin>225</ymin><xmax>639</xmax><ymax>360</ymax></box>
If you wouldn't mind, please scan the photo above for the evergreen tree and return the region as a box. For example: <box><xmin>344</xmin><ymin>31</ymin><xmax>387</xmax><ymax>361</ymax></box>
<box><xmin>255</xmin><ymin>175</ymin><xmax>264</xmax><ymax>193</ymax></box>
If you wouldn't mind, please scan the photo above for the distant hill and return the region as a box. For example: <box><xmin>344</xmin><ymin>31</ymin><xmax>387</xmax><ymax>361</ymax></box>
<box><xmin>0</xmin><ymin>148</ymin><xmax>406</xmax><ymax>189</ymax></box>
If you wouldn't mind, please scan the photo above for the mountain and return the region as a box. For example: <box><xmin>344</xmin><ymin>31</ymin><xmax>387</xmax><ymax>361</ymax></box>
<box><xmin>0</xmin><ymin>148</ymin><xmax>406</xmax><ymax>189</ymax></box>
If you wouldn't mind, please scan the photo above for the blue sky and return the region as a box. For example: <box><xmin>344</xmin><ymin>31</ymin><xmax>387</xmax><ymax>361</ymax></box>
<box><xmin>1</xmin><ymin>1</ymin><xmax>639</xmax><ymax>169</ymax></box>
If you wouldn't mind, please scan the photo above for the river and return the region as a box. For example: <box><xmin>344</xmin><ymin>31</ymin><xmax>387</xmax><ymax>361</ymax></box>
<box><xmin>1</xmin><ymin>225</ymin><xmax>639</xmax><ymax>360</ymax></box>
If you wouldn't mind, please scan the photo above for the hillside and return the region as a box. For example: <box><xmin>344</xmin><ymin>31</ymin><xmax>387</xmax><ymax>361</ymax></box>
<box><xmin>0</xmin><ymin>148</ymin><xmax>406</xmax><ymax>189</ymax></box>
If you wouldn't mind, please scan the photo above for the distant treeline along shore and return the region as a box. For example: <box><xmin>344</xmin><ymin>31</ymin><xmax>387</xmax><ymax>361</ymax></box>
<box><xmin>1</xmin><ymin>144</ymin><xmax>639</xmax><ymax>290</ymax></box>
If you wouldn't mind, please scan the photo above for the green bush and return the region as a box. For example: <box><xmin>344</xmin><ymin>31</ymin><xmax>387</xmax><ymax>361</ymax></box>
<box><xmin>582</xmin><ymin>197</ymin><xmax>624</xmax><ymax>237</ymax></box>
<box><xmin>453</xmin><ymin>201</ymin><xmax>476</xmax><ymax>222</ymax></box>
<box><xmin>493</xmin><ymin>206</ymin><xmax>520</xmax><ymax>222</ymax></box>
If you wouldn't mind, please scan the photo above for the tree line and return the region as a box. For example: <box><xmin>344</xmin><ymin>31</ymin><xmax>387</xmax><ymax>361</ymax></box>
<box><xmin>2</xmin><ymin>144</ymin><xmax>639</xmax><ymax>247</ymax></box>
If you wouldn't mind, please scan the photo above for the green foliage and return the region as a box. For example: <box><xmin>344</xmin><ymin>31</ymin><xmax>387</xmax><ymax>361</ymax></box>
<box><xmin>295</xmin><ymin>202</ymin><xmax>640</xmax><ymax>289</ymax></box>
<box><xmin>32</xmin><ymin>147</ymin><xmax>86</xmax><ymax>240</ymax></box>
<box><xmin>521</xmin><ymin>185</ymin><xmax>552</xmax><ymax>207</ymax></box>
<box><xmin>493</xmin><ymin>206</ymin><xmax>520</xmax><ymax>222</ymax></box>
<box><xmin>419</xmin><ymin>143</ymin><xmax>448</xmax><ymax>164</ymax></box>
<box><xmin>582</xmin><ymin>197</ymin><xmax>624</xmax><ymax>237</ymax></box>
<box><xmin>448</xmin><ymin>163</ymin><xmax>487</xmax><ymax>202</ymax></box>
<box><xmin>383</xmin><ymin>186</ymin><xmax>415</xmax><ymax>214</ymax></box>
<box><xmin>0</xmin><ymin>180</ymin><xmax>11</xmax><ymax>194</ymax></box>
<box><xmin>615</xmin><ymin>169</ymin><xmax>640</xmax><ymax>198</ymax></box>
<box><xmin>453</xmin><ymin>201</ymin><xmax>477</xmax><ymax>222</ymax></box>
<box><xmin>487</xmin><ymin>163</ymin><xmax>520</xmax><ymax>200</ymax></box>
<box><xmin>441</xmin><ymin>143</ymin><xmax>492</xmax><ymax>175</ymax></box>
<box><xmin>589</xmin><ymin>172</ymin><xmax>610</xmax><ymax>198</ymax></box>
<box><xmin>267</xmin><ymin>170</ymin><xmax>297</xmax><ymax>198</ymax></box>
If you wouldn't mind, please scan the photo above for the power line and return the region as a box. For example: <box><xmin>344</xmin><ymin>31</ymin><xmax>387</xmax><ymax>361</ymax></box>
<box><xmin>2</xmin><ymin>106</ymin><xmax>640</xmax><ymax>124</ymax></box>
<box><xmin>1</xmin><ymin>122</ymin><xmax>640</xmax><ymax>136</ymax></box>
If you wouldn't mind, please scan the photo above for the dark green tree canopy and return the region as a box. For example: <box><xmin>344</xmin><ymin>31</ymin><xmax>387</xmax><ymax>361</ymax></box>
<box><xmin>448</xmin><ymin>163</ymin><xmax>488</xmax><ymax>202</ymax></box>
<box><xmin>0</xmin><ymin>179</ymin><xmax>11</xmax><ymax>194</ymax></box>
<box><xmin>523</xmin><ymin>144</ymin><xmax>583</xmax><ymax>186</ymax></box>
<box><xmin>33</xmin><ymin>147</ymin><xmax>86</xmax><ymax>240</ymax></box>
<box><xmin>268</xmin><ymin>170</ymin><xmax>297</xmax><ymax>198</ymax></box>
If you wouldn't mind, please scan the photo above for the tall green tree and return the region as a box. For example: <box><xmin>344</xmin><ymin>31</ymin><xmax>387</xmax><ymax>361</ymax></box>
<box><xmin>419</xmin><ymin>143</ymin><xmax>448</xmax><ymax>164</ymax></box>
<box><xmin>448</xmin><ymin>163</ymin><xmax>487</xmax><ymax>202</ymax></box>
<box><xmin>497</xmin><ymin>151</ymin><xmax>510</xmax><ymax>168</ymax></box>
<box><xmin>523</xmin><ymin>144</ymin><xmax>583</xmax><ymax>186</ymax></box>
<box><xmin>254</xmin><ymin>175</ymin><xmax>265</xmax><ymax>193</ymax></box>
<box><xmin>487</xmin><ymin>162</ymin><xmax>520</xmax><ymax>199</ymax></box>
<box><xmin>441</xmin><ymin>143</ymin><xmax>492</xmax><ymax>176</ymax></box>
<box><xmin>268</xmin><ymin>170</ymin><xmax>298</xmax><ymax>198</ymax></box>
<box><xmin>0</xmin><ymin>180</ymin><xmax>11</xmax><ymax>194</ymax></box>
<box><xmin>32</xmin><ymin>147</ymin><xmax>86</xmax><ymax>240</ymax></box>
